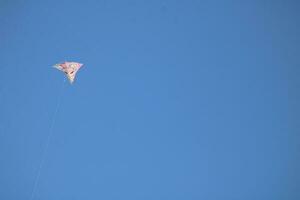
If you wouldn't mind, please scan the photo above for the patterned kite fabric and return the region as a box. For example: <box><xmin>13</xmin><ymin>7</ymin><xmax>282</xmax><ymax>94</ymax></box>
<box><xmin>54</xmin><ymin>62</ymin><xmax>83</xmax><ymax>83</ymax></box>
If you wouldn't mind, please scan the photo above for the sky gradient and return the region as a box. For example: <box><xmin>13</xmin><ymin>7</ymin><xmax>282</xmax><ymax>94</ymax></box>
<box><xmin>0</xmin><ymin>0</ymin><xmax>299</xmax><ymax>199</ymax></box>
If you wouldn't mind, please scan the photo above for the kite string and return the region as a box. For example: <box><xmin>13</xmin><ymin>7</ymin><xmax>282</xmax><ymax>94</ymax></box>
<box><xmin>29</xmin><ymin>78</ymin><xmax>66</xmax><ymax>200</ymax></box>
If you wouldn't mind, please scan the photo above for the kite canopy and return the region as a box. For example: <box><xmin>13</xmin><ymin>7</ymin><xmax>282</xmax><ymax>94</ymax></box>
<box><xmin>54</xmin><ymin>61</ymin><xmax>83</xmax><ymax>83</ymax></box>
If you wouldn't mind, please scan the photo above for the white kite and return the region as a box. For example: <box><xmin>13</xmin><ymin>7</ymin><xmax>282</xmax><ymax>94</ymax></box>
<box><xmin>54</xmin><ymin>61</ymin><xmax>83</xmax><ymax>83</ymax></box>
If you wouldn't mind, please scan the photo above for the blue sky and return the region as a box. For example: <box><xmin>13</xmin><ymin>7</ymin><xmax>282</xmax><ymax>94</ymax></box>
<box><xmin>0</xmin><ymin>0</ymin><xmax>299</xmax><ymax>199</ymax></box>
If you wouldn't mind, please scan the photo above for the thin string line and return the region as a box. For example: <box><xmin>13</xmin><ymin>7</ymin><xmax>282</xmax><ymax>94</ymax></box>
<box><xmin>29</xmin><ymin>78</ymin><xmax>66</xmax><ymax>200</ymax></box>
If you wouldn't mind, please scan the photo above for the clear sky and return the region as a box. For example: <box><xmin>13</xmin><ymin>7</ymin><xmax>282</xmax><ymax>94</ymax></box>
<box><xmin>0</xmin><ymin>0</ymin><xmax>299</xmax><ymax>199</ymax></box>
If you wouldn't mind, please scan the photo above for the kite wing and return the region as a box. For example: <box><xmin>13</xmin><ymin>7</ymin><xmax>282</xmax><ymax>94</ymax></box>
<box><xmin>53</xmin><ymin>62</ymin><xmax>83</xmax><ymax>83</ymax></box>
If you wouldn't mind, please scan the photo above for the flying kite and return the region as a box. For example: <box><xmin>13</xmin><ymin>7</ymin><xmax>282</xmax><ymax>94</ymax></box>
<box><xmin>54</xmin><ymin>61</ymin><xmax>83</xmax><ymax>83</ymax></box>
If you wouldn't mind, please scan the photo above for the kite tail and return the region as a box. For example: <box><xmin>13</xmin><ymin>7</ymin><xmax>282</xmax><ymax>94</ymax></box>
<box><xmin>29</xmin><ymin>78</ymin><xmax>66</xmax><ymax>200</ymax></box>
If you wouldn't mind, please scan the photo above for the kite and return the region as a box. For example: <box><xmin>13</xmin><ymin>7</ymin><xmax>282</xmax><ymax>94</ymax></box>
<box><xmin>30</xmin><ymin>62</ymin><xmax>83</xmax><ymax>200</ymax></box>
<box><xmin>54</xmin><ymin>61</ymin><xmax>83</xmax><ymax>83</ymax></box>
